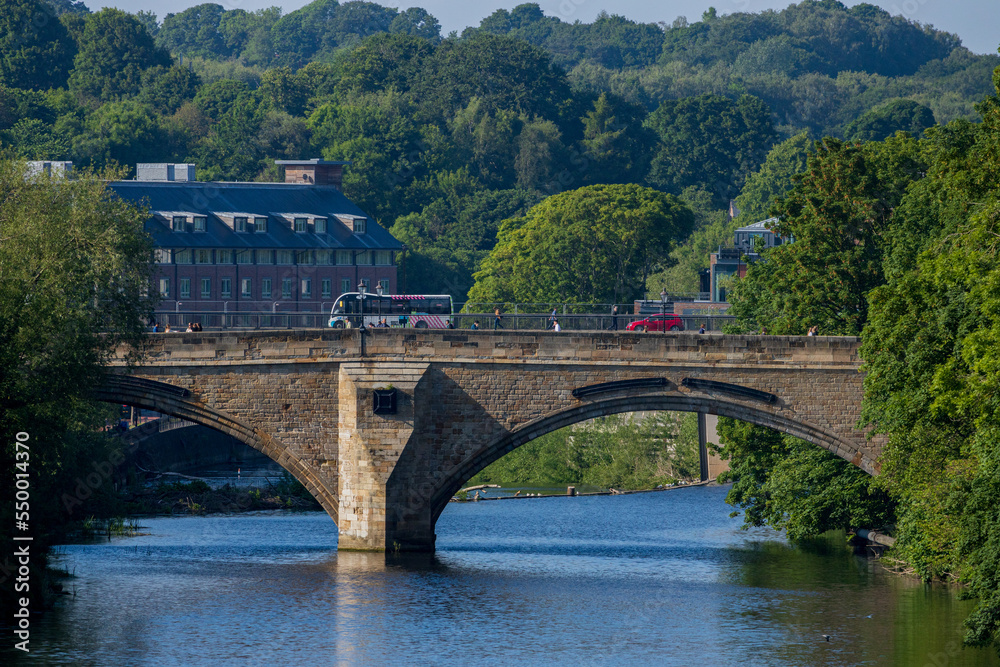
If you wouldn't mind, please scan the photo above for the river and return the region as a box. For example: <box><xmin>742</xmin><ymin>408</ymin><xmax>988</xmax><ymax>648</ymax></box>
<box><xmin>14</xmin><ymin>485</ymin><xmax>997</xmax><ymax>666</ymax></box>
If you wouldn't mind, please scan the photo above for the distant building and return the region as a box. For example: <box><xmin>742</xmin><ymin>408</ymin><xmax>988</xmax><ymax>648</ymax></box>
<box><xmin>103</xmin><ymin>159</ymin><xmax>403</xmax><ymax>316</ymax></box>
<box><xmin>706</xmin><ymin>218</ymin><xmax>789</xmax><ymax>303</ymax></box>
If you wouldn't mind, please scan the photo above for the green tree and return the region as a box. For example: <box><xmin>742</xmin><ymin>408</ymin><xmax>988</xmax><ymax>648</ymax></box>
<box><xmin>138</xmin><ymin>64</ymin><xmax>201</xmax><ymax>114</ymax></box>
<box><xmin>727</xmin><ymin>136</ymin><xmax>923</xmax><ymax>335</ymax></box>
<box><xmin>0</xmin><ymin>160</ymin><xmax>153</xmax><ymax>615</ymax></box>
<box><xmin>71</xmin><ymin>99</ymin><xmax>165</xmax><ymax>170</ymax></box>
<box><xmin>389</xmin><ymin>7</ymin><xmax>440</xmax><ymax>40</ymax></box>
<box><xmin>0</xmin><ymin>0</ymin><xmax>76</xmax><ymax>90</ymax></box>
<box><xmin>644</xmin><ymin>94</ymin><xmax>776</xmax><ymax>207</ymax></box>
<box><xmin>579</xmin><ymin>92</ymin><xmax>654</xmax><ymax>185</ymax></box>
<box><xmin>715</xmin><ymin>418</ymin><xmax>894</xmax><ymax>541</ymax></box>
<box><xmin>469</xmin><ymin>183</ymin><xmax>695</xmax><ymax>304</ymax></box>
<box><xmin>157</xmin><ymin>3</ymin><xmax>230</xmax><ymax>59</ymax></box>
<box><xmin>845</xmin><ymin>99</ymin><xmax>937</xmax><ymax>142</ymax></box>
<box><xmin>68</xmin><ymin>8</ymin><xmax>170</xmax><ymax>100</ymax></box>
<box><xmin>391</xmin><ymin>171</ymin><xmax>538</xmax><ymax>296</ymax></box>
<box><xmin>733</xmin><ymin>131</ymin><xmax>812</xmax><ymax>223</ymax></box>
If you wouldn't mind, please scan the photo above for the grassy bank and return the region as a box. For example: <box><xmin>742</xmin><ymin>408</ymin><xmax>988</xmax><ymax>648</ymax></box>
<box><xmin>120</xmin><ymin>474</ymin><xmax>322</xmax><ymax>515</ymax></box>
<box><xmin>468</xmin><ymin>413</ymin><xmax>700</xmax><ymax>489</ymax></box>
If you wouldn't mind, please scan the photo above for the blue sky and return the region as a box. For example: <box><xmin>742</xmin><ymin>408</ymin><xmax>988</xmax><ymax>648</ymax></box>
<box><xmin>93</xmin><ymin>0</ymin><xmax>999</xmax><ymax>55</ymax></box>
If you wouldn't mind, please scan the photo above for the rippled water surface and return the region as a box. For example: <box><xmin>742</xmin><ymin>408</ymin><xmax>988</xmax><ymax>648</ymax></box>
<box><xmin>15</xmin><ymin>485</ymin><xmax>998</xmax><ymax>666</ymax></box>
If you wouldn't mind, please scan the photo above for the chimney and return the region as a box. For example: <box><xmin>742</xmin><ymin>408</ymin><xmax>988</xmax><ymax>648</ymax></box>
<box><xmin>275</xmin><ymin>159</ymin><xmax>349</xmax><ymax>189</ymax></box>
<box><xmin>136</xmin><ymin>163</ymin><xmax>196</xmax><ymax>181</ymax></box>
<box><xmin>26</xmin><ymin>161</ymin><xmax>73</xmax><ymax>179</ymax></box>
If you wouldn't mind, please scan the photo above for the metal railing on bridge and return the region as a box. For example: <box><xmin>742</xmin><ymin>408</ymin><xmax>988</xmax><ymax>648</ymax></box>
<box><xmin>153</xmin><ymin>310</ymin><xmax>735</xmax><ymax>332</ymax></box>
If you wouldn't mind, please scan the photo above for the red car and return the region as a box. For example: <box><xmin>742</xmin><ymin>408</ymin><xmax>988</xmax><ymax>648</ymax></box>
<box><xmin>626</xmin><ymin>314</ymin><xmax>684</xmax><ymax>332</ymax></box>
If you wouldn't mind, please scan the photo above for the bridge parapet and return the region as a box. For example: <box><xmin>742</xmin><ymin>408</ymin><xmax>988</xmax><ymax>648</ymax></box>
<box><xmin>115</xmin><ymin>329</ymin><xmax>862</xmax><ymax>370</ymax></box>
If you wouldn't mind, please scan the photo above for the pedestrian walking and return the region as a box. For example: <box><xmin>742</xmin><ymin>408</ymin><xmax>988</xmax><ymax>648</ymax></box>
<box><xmin>494</xmin><ymin>307</ymin><xmax>503</xmax><ymax>330</ymax></box>
<box><xmin>548</xmin><ymin>308</ymin><xmax>557</xmax><ymax>330</ymax></box>
<box><xmin>609</xmin><ymin>305</ymin><xmax>619</xmax><ymax>331</ymax></box>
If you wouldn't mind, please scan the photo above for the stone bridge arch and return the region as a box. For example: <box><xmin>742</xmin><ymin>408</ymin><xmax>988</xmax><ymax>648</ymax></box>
<box><xmin>94</xmin><ymin>375</ymin><xmax>339</xmax><ymax>523</ymax></box>
<box><xmin>427</xmin><ymin>392</ymin><xmax>867</xmax><ymax>525</ymax></box>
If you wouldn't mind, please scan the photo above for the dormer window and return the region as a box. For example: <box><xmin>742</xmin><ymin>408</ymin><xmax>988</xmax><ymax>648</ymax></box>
<box><xmin>354</xmin><ymin>218</ymin><xmax>366</xmax><ymax>234</ymax></box>
<box><xmin>314</xmin><ymin>217</ymin><xmax>327</xmax><ymax>234</ymax></box>
<box><xmin>294</xmin><ymin>217</ymin><xmax>308</xmax><ymax>233</ymax></box>
<box><xmin>193</xmin><ymin>216</ymin><xmax>207</xmax><ymax>232</ymax></box>
<box><xmin>235</xmin><ymin>216</ymin><xmax>249</xmax><ymax>233</ymax></box>
<box><xmin>254</xmin><ymin>217</ymin><xmax>268</xmax><ymax>233</ymax></box>
<box><xmin>172</xmin><ymin>216</ymin><xmax>186</xmax><ymax>232</ymax></box>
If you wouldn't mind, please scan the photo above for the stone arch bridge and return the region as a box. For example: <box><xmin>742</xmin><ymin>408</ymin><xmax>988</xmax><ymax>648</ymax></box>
<box><xmin>96</xmin><ymin>329</ymin><xmax>875</xmax><ymax>552</ymax></box>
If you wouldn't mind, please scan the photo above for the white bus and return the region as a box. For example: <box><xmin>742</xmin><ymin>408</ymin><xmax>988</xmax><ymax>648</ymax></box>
<box><xmin>328</xmin><ymin>293</ymin><xmax>454</xmax><ymax>329</ymax></box>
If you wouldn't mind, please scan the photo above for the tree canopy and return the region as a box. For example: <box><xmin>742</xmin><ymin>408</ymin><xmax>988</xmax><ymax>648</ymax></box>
<box><xmin>468</xmin><ymin>183</ymin><xmax>695</xmax><ymax>304</ymax></box>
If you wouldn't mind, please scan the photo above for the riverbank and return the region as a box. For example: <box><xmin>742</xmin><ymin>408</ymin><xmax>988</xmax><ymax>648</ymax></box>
<box><xmin>119</xmin><ymin>478</ymin><xmax>321</xmax><ymax>516</ymax></box>
<box><xmin>452</xmin><ymin>479</ymin><xmax>716</xmax><ymax>501</ymax></box>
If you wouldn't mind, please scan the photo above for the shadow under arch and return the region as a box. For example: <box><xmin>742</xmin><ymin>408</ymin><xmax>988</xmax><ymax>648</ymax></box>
<box><xmin>430</xmin><ymin>392</ymin><xmax>872</xmax><ymax>525</ymax></box>
<box><xmin>93</xmin><ymin>375</ymin><xmax>339</xmax><ymax>524</ymax></box>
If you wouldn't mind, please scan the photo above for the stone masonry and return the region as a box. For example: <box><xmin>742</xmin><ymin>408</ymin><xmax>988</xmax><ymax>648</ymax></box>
<box><xmin>99</xmin><ymin>329</ymin><xmax>873</xmax><ymax>552</ymax></box>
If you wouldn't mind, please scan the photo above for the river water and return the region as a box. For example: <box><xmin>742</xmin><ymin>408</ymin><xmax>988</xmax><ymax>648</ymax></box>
<box><xmin>16</xmin><ymin>485</ymin><xmax>998</xmax><ymax>666</ymax></box>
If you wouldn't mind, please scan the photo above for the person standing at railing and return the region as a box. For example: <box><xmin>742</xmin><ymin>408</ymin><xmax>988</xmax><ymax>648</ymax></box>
<box><xmin>608</xmin><ymin>305</ymin><xmax>619</xmax><ymax>331</ymax></box>
<box><xmin>553</xmin><ymin>320</ymin><xmax>561</xmax><ymax>332</ymax></box>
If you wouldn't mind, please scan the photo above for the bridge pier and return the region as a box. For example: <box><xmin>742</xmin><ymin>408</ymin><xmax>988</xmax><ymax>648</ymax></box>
<box><xmin>336</xmin><ymin>362</ymin><xmax>432</xmax><ymax>551</ymax></box>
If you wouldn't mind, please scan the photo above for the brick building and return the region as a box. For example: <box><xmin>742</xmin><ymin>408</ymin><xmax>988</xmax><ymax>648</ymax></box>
<box><xmin>107</xmin><ymin>159</ymin><xmax>403</xmax><ymax>318</ymax></box>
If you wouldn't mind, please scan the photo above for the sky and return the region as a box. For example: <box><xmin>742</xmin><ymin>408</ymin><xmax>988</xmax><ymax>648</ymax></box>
<box><xmin>91</xmin><ymin>0</ymin><xmax>1000</xmax><ymax>55</ymax></box>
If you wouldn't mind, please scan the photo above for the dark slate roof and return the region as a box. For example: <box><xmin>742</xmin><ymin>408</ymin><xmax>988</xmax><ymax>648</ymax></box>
<box><xmin>108</xmin><ymin>181</ymin><xmax>403</xmax><ymax>251</ymax></box>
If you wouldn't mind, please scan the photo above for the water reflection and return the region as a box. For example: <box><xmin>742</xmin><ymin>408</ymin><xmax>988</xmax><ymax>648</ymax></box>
<box><xmin>13</xmin><ymin>487</ymin><xmax>997</xmax><ymax>666</ymax></box>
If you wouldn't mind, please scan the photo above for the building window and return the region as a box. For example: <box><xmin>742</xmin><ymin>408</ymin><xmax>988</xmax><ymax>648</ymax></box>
<box><xmin>322</xmin><ymin>278</ymin><xmax>332</xmax><ymax>298</ymax></box>
<box><xmin>281</xmin><ymin>278</ymin><xmax>292</xmax><ymax>299</ymax></box>
<box><xmin>193</xmin><ymin>216</ymin><xmax>207</xmax><ymax>232</ymax></box>
<box><xmin>255</xmin><ymin>217</ymin><xmax>268</xmax><ymax>233</ymax></box>
<box><xmin>174</xmin><ymin>249</ymin><xmax>192</xmax><ymax>265</ymax></box>
<box><xmin>172</xmin><ymin>216</ymin><xmax>186</xmax><ymax>232</ymax></box>
<box><xmin>378</xmin><ymin>279</ymin><xmax>389</xmax><ymax>292</ymax></box>
<box><xmin>159</xmin><ymin>277</ymin><xmax>170</xmax><ymax>298</ymax></box>
<box><xmin>236</xmin><ymin>249</ymin><xmax>253</xmax><ymax>264</ymax></box>
<box><xmin>217</xmin><ymin>249</ymin><xmax>233</xmax><ymax>264</ymax></box>
<box><xmin>296</xmin><ymin>250</ymin><xmax>313</xmax><ymax>265</ymax></box>
<box><xmin>261</xmin><ymin>278</ymin><xmax>272</xmax><ymax>299</ymax></box>
<box><xmin>374</xmin><ymin>250</ymin><xmax>393</xmax><ymax>266</ymax></box>
<box><xmin>314</xmin><ymin>218</ymin><xmax>327</xmax><ymax>234</ymax></box>
<box><xmin>301</xmin><ymin>278</ymin><xmax>312</xmax><ymax>298</ymax></box>
<box><xmin>316</xmin><ymin>250</ymin><xmax>332</xmax><ymax>265</ymax></box>
<box><xmin>235</xmin><ymin>217</ymin><xmax>249</xmax><ymax>233</ymax></box>
<box><xmin>256</xmin><ymin>249</ymin><xmax>273</xmax><ymax>264</ymax></box>
<box><xmin>194</xmin><ymin>249</ymin><xmax>211</xmax><ymax>264</ymax></box>
<box><xmin>341</xmin><ymin>278</ymin><xmax>351</xmax><ymax>294</ymax></box>
<box><xmin>276</xmin><ymin>250</ymin><xmax>294</xmax><ymax>265</ymax></box>
<box><xmin>201</xmin><ymin>278</ymin><xmax>211</xmax><ymax>298</ymax></box>
<box><xmin>221</xmin><ymin>278</ymin><xmax>232</xmax><ymax>299</ymax></box>
<box><xmin>241</xmin><ymin>278</ymin><xmax>252</xmax><ymax>299</ymax></box>
<box><xmin>179</xmin><ymin>278</ymin><xmax>191</xmax><ymax>299</ymax></box>
<box><xmin>355</xmin><ymin>250</ymin><xmax>371</xmax><ymax>265</ymax></box>
<box><xmin>336</xmin><ymin>250</ymin><xmax>353</xmax><ymax>265</ymax></box>
<box><xmin>354</xmin><ymin>218</ymin><xmax>367</xmax><ymax>234</ymax></box>
<box><xmin>294</xmin><ymin>217</ymin><xmax>308</xmax><ymax>233</ymax></box>
<box><xmin>155</xmin><ymin>249</ymin><xmax>172</xmax><ymax>264</ymax></box>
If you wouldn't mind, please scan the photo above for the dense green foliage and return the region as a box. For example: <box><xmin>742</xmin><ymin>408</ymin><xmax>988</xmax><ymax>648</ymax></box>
<box><xmin>720</xmin><ymin>60</ymin><xmax>1000</xmax><ymax>653</ymax></box>
<box><xmin>715</xmin><ymin>419</ymin><xmax>893</xmax><ymax>540</ymax></box>
<box><xmin>469</xmin><ymin>413</ymin><xmax>700</xmax><ymax>488</ymax></box>
<box><xmin>0</xmin><ymin>161</ymin><xmax>154</xmax><ymax>615</ymax></box>
<box><xmin>468</xmin><ymin>184</ymin><xmax>694</xmax><ymax>304</ymax></box>
<box><xmin>0</xmin><ymin>0</ymin><xmax>996</xmax><ymax>298</ymax></box>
